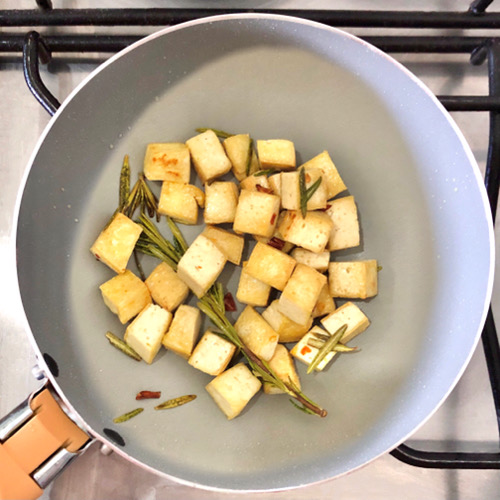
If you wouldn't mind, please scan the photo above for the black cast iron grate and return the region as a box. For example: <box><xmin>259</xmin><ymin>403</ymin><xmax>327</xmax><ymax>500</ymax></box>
<box><xmin>2</xmin><ymin>0</ymin><xmax>500</xmax><ymax>470</ymax></box>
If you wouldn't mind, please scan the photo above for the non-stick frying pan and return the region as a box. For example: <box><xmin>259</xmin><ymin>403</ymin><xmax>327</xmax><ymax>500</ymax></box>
<box><xmin>1</xmin><ymin>13</ymin><xmax>494</xmax><ymax>497</ymax></box>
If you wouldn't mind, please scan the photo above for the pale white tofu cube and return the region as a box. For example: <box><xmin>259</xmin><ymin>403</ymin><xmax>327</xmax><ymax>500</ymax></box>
<box><xmin>204</xmin><ymin>181</ymin><xmax>239</xmax><ymax>224</ymax></box>
<box><xmin>257</xmin><ymin>139</ymin><xmax>296</xmax><ymax>170</ymax></box>
<box><xmin>263</xmin><ymin>344</ymin><xmax>301</xmax><ymax>394</ymax></box>
<box><xmin>290</xmin><ymin>248</ymin><xmax>330</xmax><ymax>272</ymax></box>
<box><xmin>233</xmin><ymin>189</ymin><xmax>280</xmax><ymax>238</ymax></box>
<box><xmin>234</xmin><ymin>306</ymin><xmax>279</xmax><ymax>361</ymax></box>
<box><xmin>177</xmin><ymin>234</ymin><xmax>227</xmax><ymax>298</ymax></box>
<box><xmin>244</xmin><ymin>241</ymin><xmax>296</xmax><ymax>291</ymax></box>
<box><xmin>90</xmin><ymin>212</ymin><xmax>142</xmax><ymax>274</ymax></box>
<box><xmin>186</xmin><ymin>130</ymin><xmax>232</xmax><ymax>183</ymax></box>
<box><xmin>278</xmin><ymin>210</ymin><xmax>333</xmax><ymax>253</ymax></box>
<box><xmin>312</xmin><ymin>284</ymin><xmax>336</xmax><ymax>318</ymax></box>
<box><xmin>206</xmin><ymin>363</ymin><xmax>262</xmax><ymax>420</ymax></box>
<box><xmin>162</xmin><ymin>305</ymin><xmax>201</xmax><ymax>359</ymax></box>
<box><xmin>268</xmin><ymin>173</ymin><xmax>282</xmax><ymax>197</ymax></box>
<box><xmin>201</xmin><ymin>225</ymin><xmax>244</xmax><ymax>265</ymax></box>
<box><xmin>143</xmin><ymin>143</ymin><xmax>190</xmax><ymax>183</ymax></box>
<box><xmin>328</xmin><ymin>260</ymin><xmax>378</xmax><ymax>299</ymax></box>
<box><xmin>99</xmin><ymin>270</ymin><xmax>152</xmax><ymax>324</ymax></box>
<box><xmin>326</xmin><ymin>195</ymin><xmax>360</xmax><ymax>251</ymax></box>
<box><xmin>124</xmin><ymin>304</ymin><xmax>172</xmax><ymax>364</ymax></box>
<box><xmin>290</xmin><ymin>326</ymin><xmax>336</xmax><ymax>371</ymax></box>
<box><xmin>262</xmin><ymin>300</ymin><xmax>311</xmax><ymax>343</ymax></box>
<box><xmin>145</xmin><ymin>262</ymin><xmax>189</xmax><ymax>312</ymax></box>
<box><xmin>320</xmin><ymin>301</ymin><xmax>370</xmax><ymax>344</ymax></box>
<box><xmin>300</xmin><ymin>150</ymin><xmax>347</xmax><ymax>200</ymax></box>
<box><xmin>236</xmin><ymin>262</ymin><xmax>271</xmax><ymax>307</ymax></box>
<box><xmin>158</xmin><ymin>181</ymin><xmax>205</xmax><ymax>225</ymax></box>
<box><xmin>188</xmin><ymin>330</ymin><xmax>236</xmax><ymax>376</ymax></box>
<box><xmin>223</xmin><ymin>133</ymin><xmax>257</xmax><ymax>181</ymax></box>
<box><xmin>278</xmin><ymin>264</ymin><xmax>327</xmax><ymax>326</ymax></box>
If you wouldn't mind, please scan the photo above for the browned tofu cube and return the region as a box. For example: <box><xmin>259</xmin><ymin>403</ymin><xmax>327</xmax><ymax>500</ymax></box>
<box><xmin>162</xmin><ymin>305</ymin><xmax>201</xmax><ymax>359</ymax></box>
<box><xmin>300</xmin><ymin>151</ymin><xmax>347</xmax><ymax>200</ymax></box>
<box><xmin>188</xmin><ymin>330</ymin><xmax>236</xmax><ymax>376</ymax></box>
<box><xmin>234</xmin><ymin>306</ymin><xmax>279</xmax><ymax>361</ymax></box>
<box><xmin>90</xmin><ymin>212</ymin><xmax>143</xmax><ymax>274</ymax></box>
<box><xmin>233</xmin><ymin>189</ymin><xmax>280</xmax><ymax>238</ymax></box>
<box><xmin>328</xmin><ymin>260</ymin><xmax>378</xmax><ymax>299</ymax></box>
<box><xmin>143</xmin><ymin>143</ymin><xmax>190</xmax><ymax>183</ymax></box>
<box><xmin>262</xmin><ymin>300</ymin><xmax>311</xmax><ymax>343</ymax></box>
<box><xmin>201</xmin><ymin>226</ymin><xmax>245</xmax><ymax>266</ymax></box>
<box><xmin>263</xmin><ymin>344</ymin><xmax>301</xmax><ymax>394</ymax></box>
<box><xmin>236</xmin><ymin>261</ymin><xmax>271</xmax><ymax>307</ymax></box>
<box><xmin>312</xmin><ymin>284</ymin><xmax>336</xmax><ymax>318</ymax></box>
<box><xmin>145</xmin><ymin>262</ymin><xmax>189</xmax><ymax>311</ymax></box>
<box><xmin>157</xmin><ymin>181</ymin><xmax>205</xmax><ymax>225</ymax></box>
<box><xmin>99</xmin><ymin>270</ymin><xmax>152</xmax><ymax>324</ymax></box>
<box><xmin>257</xmin><ymin>139</ymin><xmax>296</xmax><ymax>170</ymax></box>
<box><xmin>223</xmin><ymin>134</ymin><xmax>258</xmax><ymax>181</ymax></box>
<box><xmin>244</xmin><ymin>241</ymin><xmax>296</xmax><ymax>291</ymax></box>
<box><xmin>206</xmin><ymin>363</ymin><xmax>261</xmax><ymax>420</ymax></box>
<box><xmin>186</xmin><ymin>129</ymin><xmax>232</xmax><ymax>183</ymax></box>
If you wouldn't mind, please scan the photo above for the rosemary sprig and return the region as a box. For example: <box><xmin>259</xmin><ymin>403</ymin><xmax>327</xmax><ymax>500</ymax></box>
<box><xmin>298</xmin><ymin>167</ymin><xmax>323</xmax><ymax>217</ymax></box>
<box><xmin>307</xmin><ymin>337</ymin><xmax>357</xmax><ymax>353</ymax></box>
<box><xmin>119</xmin><ymin>154</ymin><xmax>131</xmax><ymax>211</ymax></box>
<box><xmin>307</xmin><ymin>324</ymin><xmax>347</xmax><ymax>374</ymax></box>
<box><xmin>195</xmin><ymin>127</ymin><xmax>234</xmax><ymax>139</ymax></box>
<box><xmin>245</xmin><ymin>138</ymin><xmax>254</xmax><ymax>177</ymax></box>
<box><xmin>306</xmin><ymin>176</ymin><xmax>323</xmax><ymax>200</ymax></box>
<box><xmin>113</xmin><ymin>407</ymin><xmax>144</xmax><ymax>423</ymax></box>
<box><xmin>154</xmin><ymin>394</ymin><xmax>197</xmax><ymax>410</ymax></box>
<box><xmin>105</xmin><ymin>331</ymin><xmax>142</xmax><ymax>361</ymax></box>
<box><xmin>253</xmin><ymin>168</ymin><xmax>276</xmax><ymax>177</ymax></box>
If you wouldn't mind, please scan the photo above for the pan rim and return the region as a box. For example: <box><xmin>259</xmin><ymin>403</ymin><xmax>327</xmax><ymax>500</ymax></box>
<box><xmin>12</xmin><ymin>12</ymin><xmax>495</xmax><ymax>493</ymax></box>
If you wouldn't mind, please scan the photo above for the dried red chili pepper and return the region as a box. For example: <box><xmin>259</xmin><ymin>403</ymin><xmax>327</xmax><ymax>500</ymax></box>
<box><xmin>224</xmin><ymin>292</ymin><xmax>237</xmax><ymax>312</ymax></box>
<box><xmin>267</xmin><ymin>237</ymin><xmax>285</xmax><ymax>250</ymax></box>
<box><xmin>270</xmin><ymin>212</ymin><xmax>277</xmax><ymax>225</ymax></box>
<box><xmin>256</xmin><ymin>184</ymin><xmax>274</xmax><ymax>194</ymax></box>
<box><xmin>136</xmin><ymin>391</ymin><xmax>161</xmax><ymax>400</ymax></box>
<box><xmin>319</xmin><ymin>204</ymin><xmax>332</xmax><ymax>212</ymax></box>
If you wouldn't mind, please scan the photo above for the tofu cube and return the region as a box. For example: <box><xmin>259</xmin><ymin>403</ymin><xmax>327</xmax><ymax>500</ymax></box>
<box><xmin>233</xmin><ymin>189</ymin><xmax>280</xmax><ymax>238</ymax></box>
<box><xmin>99</xmin><ymin>270</ymin><xmax>152</xmax><ymax>324</ymax></box>
<box><xmin>206</xmin><ymin>363</ymin><xmax>262</xmax><ymax>420</ymax></box>
<box><xmin>177</xmin><ymin>234</ymin><xmax>227</xmax><ymax>298</ymax></box>
<box><xmin>290</xmin><ymin>248</ymin><xmax>330</xmax><ymax>272</ymax></box>
<box><xmin>300</xmin><ymin>151</ymin><xmax>347</xmax><ymax>200</ymax></box>
<box><xmin>143</xmin><ymin>143</ymin><xmax>190</xmax><ymax>183</ymax></box>
<box><xmin>291</xmin><ymin>326</ymin><xmax>337</xmax><ymax>372</ymax></box>
<box><xmin>186</xmin><ymin>130</ymin><xmax>232</xmax><ymax>183</ymax></box>
<box><xmin>162</xmin><ymin>305</ymin><xmax>201</xmax><ymax>359</ymax></box>
<box><xmin>281</xmin><ymin>168</ymin><xmax>327</xmax><ymax>211</ymax></box>
<box><xmin>257</xmin><ymin>139</ymin><xmax>296</xmax><ymax>170</ymax></box>
<box><xmin>145</xmin><ymin>262</ymin><xmax>189</xmax><ymax>311</ymax></box>
<box><xmin>268</xmin><ymin>173</ymin><xmax>282</xmax><ymax>197</ymax></box>
<box><xmin>263</xmin><ymin>344</ymin><xmax>301</xmax><ymax>395</ymax></box>
<box><xmin>236</xmin><ymin>261</ymin><xmax>271</xmax><ymax>307</ymax></box>
<box><xmin>158</xmin><ymin>181</ymin><xmax>205</xmax><ymax>225</ymax></box>
<box><xmin>245</xmin><ymin>241</ymin><xmax>296</xmax><ymax>291</ymax></box>
<box><xmin>234</xmin><ymin>306</ymin><xmax>279</xmax><ymax>361</ymax></box>
<box><xmin>239</xmin><ymin>174</ymin><xmax>271</xmax><ymax>192</ymax></box>
<box><xmin>188</xmin><ymin>330</ymin><xmax>236</xmax><ymax>376</ymax></box>
<box><xmin>204</xmin><ymin>181</ymin><xmax>239</xmax><ymax>224</ymax></box>
<box><xmin>326</xmin><ymin>195</ymin><xmax>360</xmax><ymax>251</ymax></box>
<box><xmin>124</xmin><ymin>304</ymin><xmax>172</xmax><ymax>364</ymax></box>
<box><xmin>278</xmin><ymin>210</ymin><xmax>333</xmax><ymax>254</ymax></box>
<box><xmin>320</xmin><ymin>301</ymin><xmax>370</xmax><ymax>344</ymax></box>
<box><xmin>223</xmin><ymin>134</ymin><xmax>257</xmax><ymax>181</ymax></box>
<box><xmin>201</xmin><ymin>225</ymin><xmax>244</xmax><ymax>265</ymax></box>
<box><xmin>278</xmin><ymin>264</ymin><xmax>327</xmax><ymax>326</ymax></box>
<box><xmin>312</xmin><ymin>284</ymin><xmax>336</xmax><ymax>318</ymax></box>
<box><xmin>262</xmin><ymin>300</ymin><xmax>311</xmax><ymax>343</ymax></box>
<box><xmin>90</xmin><ymin>212</ymin><xmax>143</xmax><ymax>274</ymax></box>
<box><xmin>328</xmin><ymin>260</ymin><xmax>378</xmax><ymax>299</ymax></box>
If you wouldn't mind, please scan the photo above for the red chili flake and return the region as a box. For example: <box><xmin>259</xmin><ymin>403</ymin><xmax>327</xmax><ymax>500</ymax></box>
<box><xmin>301</xmin><ymin>346</ymin><xmax>312</xmax><ymax>355</ymax></box>
<box><xmin>94</xmin><ymin>254</ymin><xmax>100</xmax><ymax>260</ymax></box>
<box><xmin>267</xmin><ymin>237</ymin><xmax>285</xmax><ymax>250</ymax></box>
<box><xmin>305</xmin><ymin>173</ymin><xmax>311</xmax><ymax>183</ymax></box>
<box><xmin>256</xmin><ymin>184</ymin><xmax>273</xmax><ymax>194</ymax></box>
<box><xmin>136</xmin><ymin>391</ymin><xmax>161</xmax><ymax>400</ymax></box>
<box><xmin>224</xmin><ymin>292</ymin><xmax>237</xmax><ymax>312</ymax></box>
<box><xmin>195</xmin><ymin>265</ymin><xmax>202</xmax><ymax>270</ymax></box>
<box><xmin>319</xmin><ymin>204</ymin><xmax>332</xmax><ymax>212</ymax></box>
<box><xmin>270</xmin><ymin>212</ymin><xmax>277</xmax><ymax>225</ymax></box>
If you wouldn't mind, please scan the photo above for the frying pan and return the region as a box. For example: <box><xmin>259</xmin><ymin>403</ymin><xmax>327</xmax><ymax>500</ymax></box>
<box><xmin>1</xmin><ymin>13</ymin><xmax>494</xmax><ymax>497</ymax></box>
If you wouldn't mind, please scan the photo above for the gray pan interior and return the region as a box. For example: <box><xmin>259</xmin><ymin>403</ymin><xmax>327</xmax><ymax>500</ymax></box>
<box><xmin>15</xmin><ymin>15</ymin><xmax>493</xmax><ymax>492</ymax></box>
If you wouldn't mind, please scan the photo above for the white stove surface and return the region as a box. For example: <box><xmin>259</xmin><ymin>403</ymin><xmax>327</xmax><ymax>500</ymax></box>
<box><xmin>1</xmin><ymin>1</ymin><xmax>500</xmax><ymax>498</ymax></box>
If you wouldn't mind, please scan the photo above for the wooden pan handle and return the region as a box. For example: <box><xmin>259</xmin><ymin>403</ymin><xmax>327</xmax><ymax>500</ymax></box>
<box><xmin>0</xmin><ymin>387</ymin><xmax>91</xmax><ymax>500</ymax></box>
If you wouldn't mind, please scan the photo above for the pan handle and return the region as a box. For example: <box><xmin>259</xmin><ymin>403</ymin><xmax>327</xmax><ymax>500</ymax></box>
<box><xmin>0</xmin><ymin>383</ymin><xmax>92</xmax><ymax>500</ymax></box>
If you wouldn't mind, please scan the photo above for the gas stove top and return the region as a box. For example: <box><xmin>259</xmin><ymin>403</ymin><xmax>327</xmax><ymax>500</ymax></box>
<box><xmin>1</xmin><ymin>1</ymin><xmax>500</xmax><ymax>498</ymax></box>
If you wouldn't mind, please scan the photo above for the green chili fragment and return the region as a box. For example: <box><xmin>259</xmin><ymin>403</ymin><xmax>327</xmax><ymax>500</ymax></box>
<box><xmin>113</xmin><ymin>407</ymin><xmax>144</xmax><ymax>424</ymax></box>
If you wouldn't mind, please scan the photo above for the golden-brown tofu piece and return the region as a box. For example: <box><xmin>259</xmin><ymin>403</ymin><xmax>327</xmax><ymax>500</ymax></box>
<box><xmin>162</xmin><ymin>305</ymin><xmax>201</xmax><ymax>359</ymax></box>
<box><xmin>262</xmin><ymin>300</ymin><xmax>312</xmax><ymax>343</ymax></box>
<box><xmin>145</xmin><ymin>262</ymin><xmax>189</xmax><ymax>312</ymax></box>
<box><xmin>263</xmin><ymin>344</ymin><xmax>301</xmax><ymax>395</ymax></box>
<box><xmin>143</xmin><ymin>143</ymin><xmax>190</xmax><ymax>183</ymax></box>
<box><xmin>233</xmin><ymin>189</ymin><xmax>280</xmax><ymax>238</ymax></box>
<box><xmin>188</xmin><ymin>330</ymin><xmax>236</xmax><ymax>376</ymax></box>
<box><xmin>201</xmin><ymin>226</ymin><xmax>244</xmax><ymax>266</ymax></box>
<box><xmin>204</xmin><ymin>181</ymin><xmax>239</xmax><ymax>224</ymax></box>
<box><xmin>236</xmin><ymin>261</ymin><xmax>272</xmax><ymax>307</ymax></box>
<box><xmin>328</xmin><ymin>260</ymin><xmax>378</xmax><ymax>299</ymax></box>
<box><xmin>257</xmin><ymin>139</ymin><xmax>296</xmax><ymax>170</ymax></box>
<box><xmin>157</xmin><ymin>181</ymin><xmax>205</xmax><ymax>225</ymax></box>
